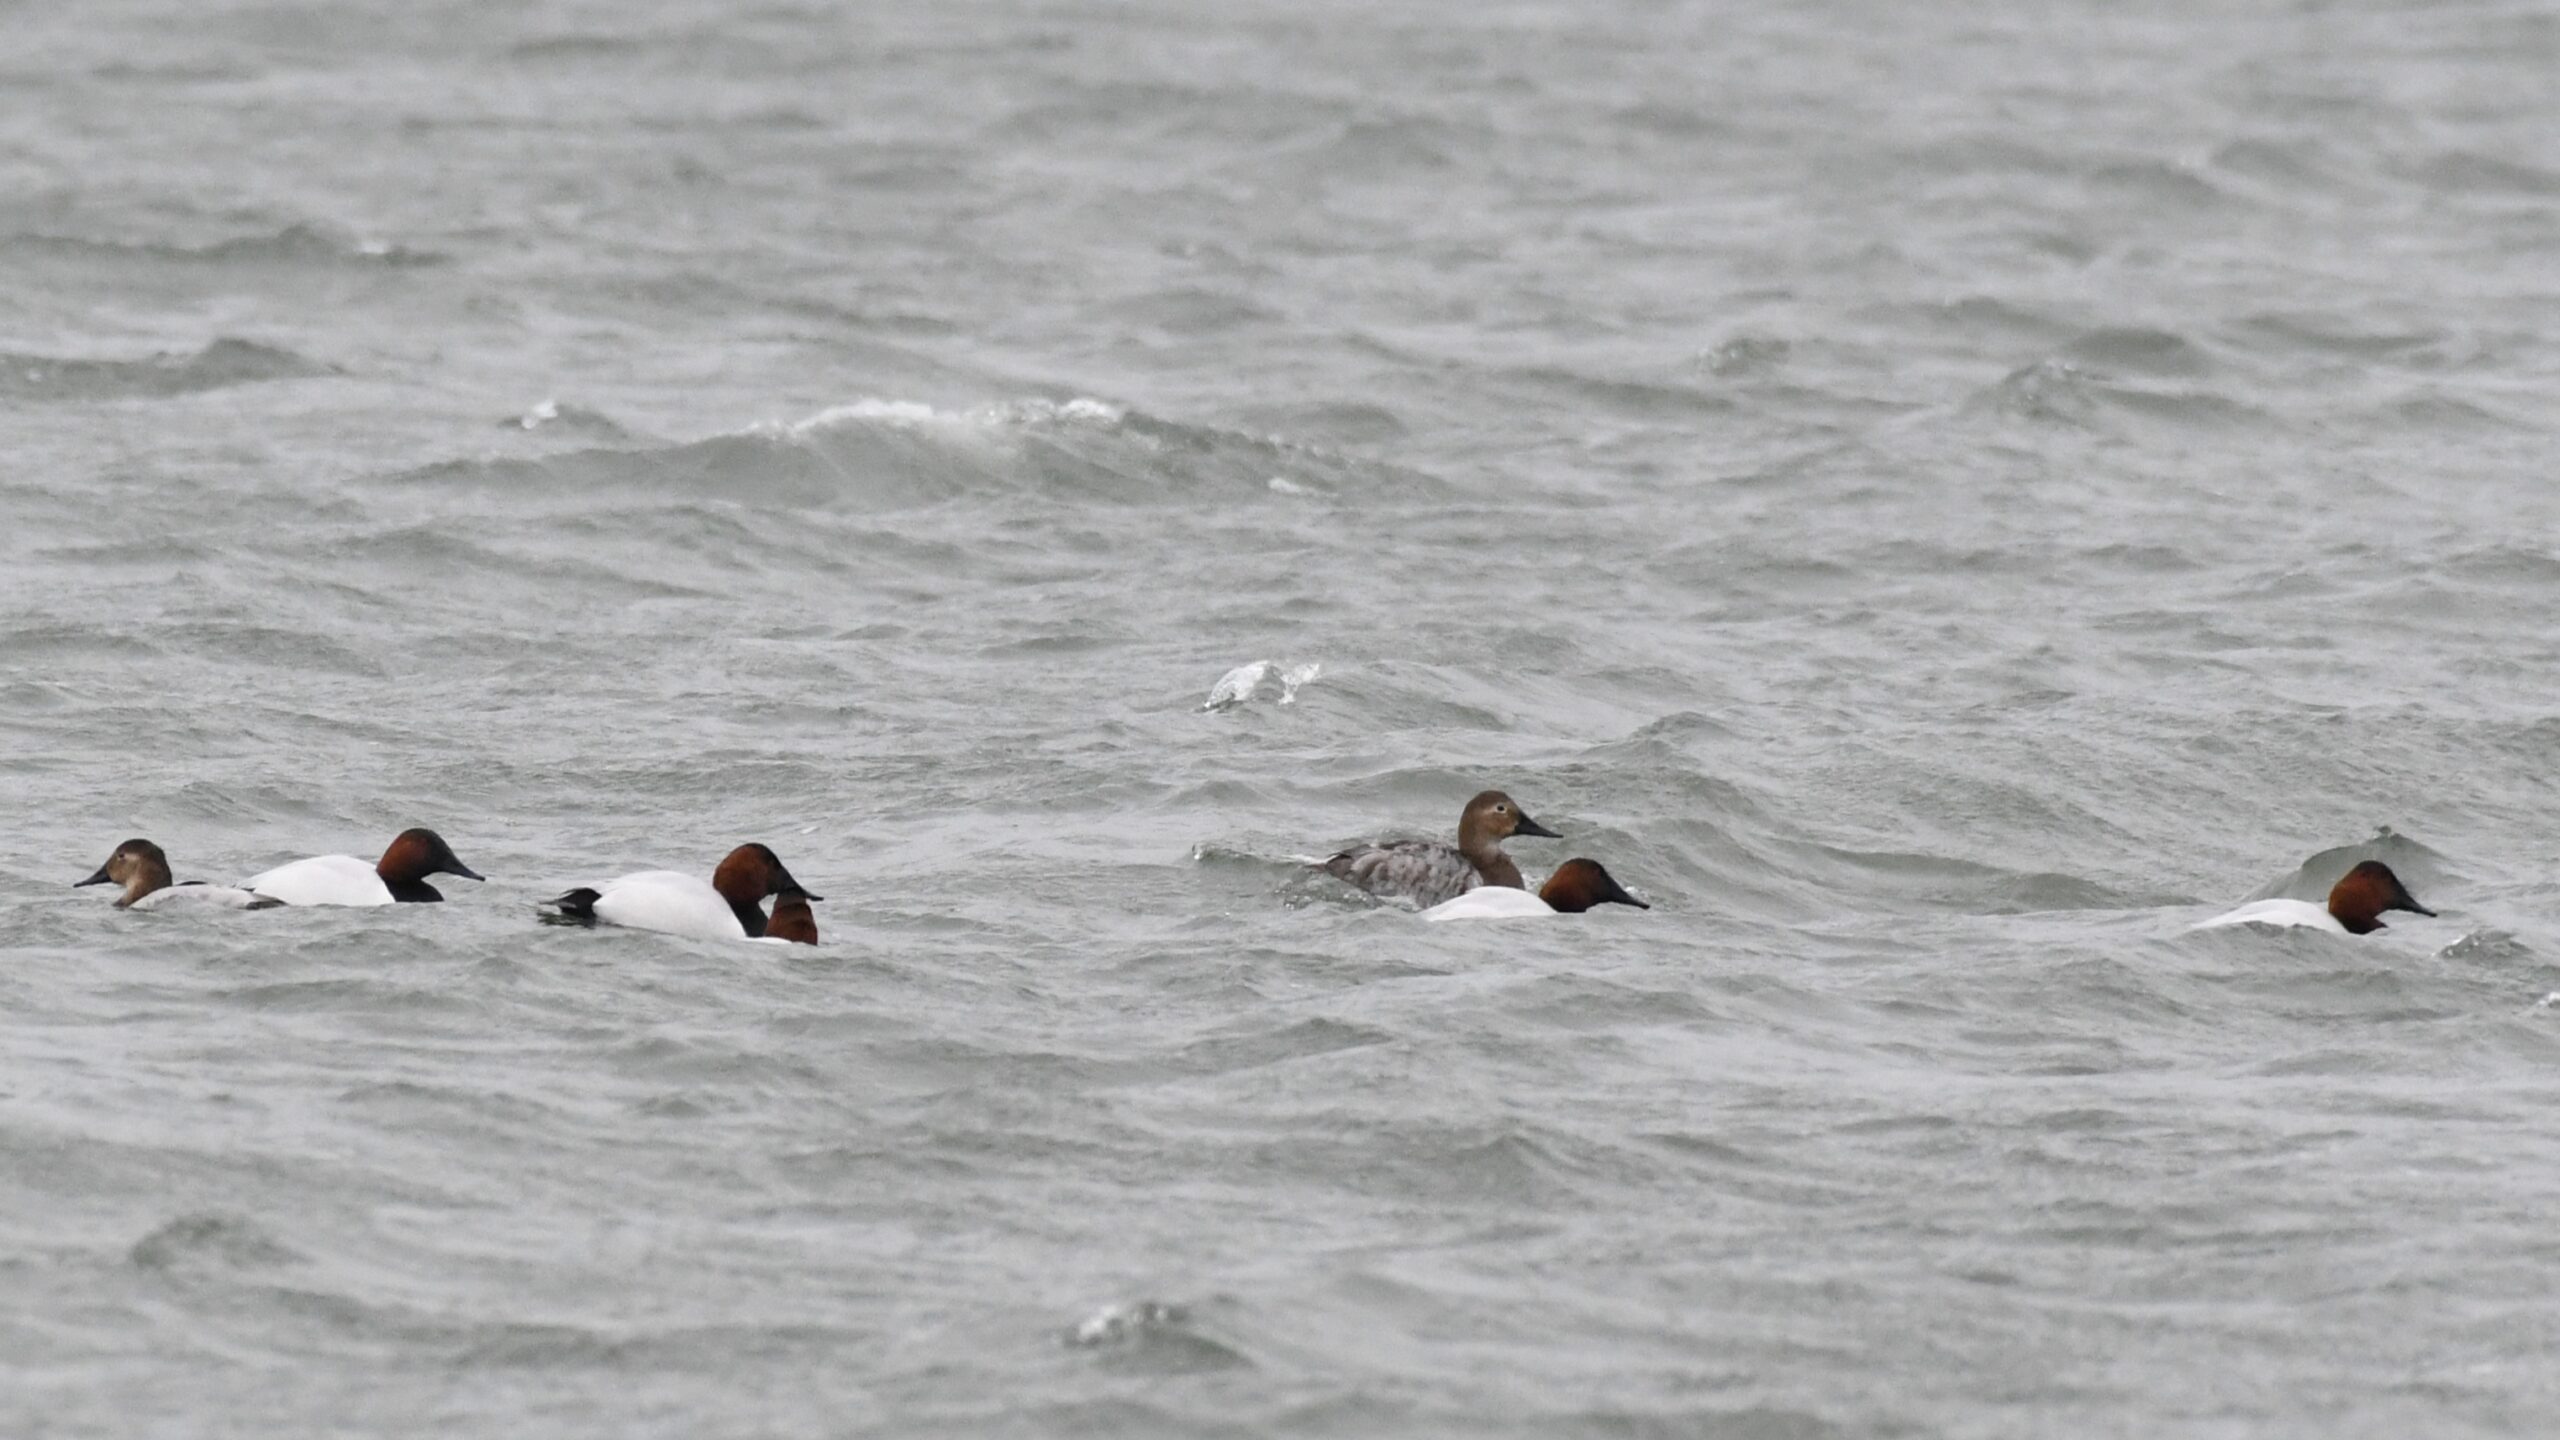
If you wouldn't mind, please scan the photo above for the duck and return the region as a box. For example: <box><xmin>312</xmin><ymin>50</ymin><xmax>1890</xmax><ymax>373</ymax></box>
<box><xmin>2189</xmin><ymin>860</ymin><xmax>2435</xmax><ymax>936</ymax></box>
<box><xmin>74</xmin><ymin>839</ymin><xmax>277</xmax><ymax>911</ymax></box>
<box><xmin>756</xmin><ymin>885</ymin><xmax>821</xmax><ymax>945</ymax></box>
<box><xmin>543</xmin><ymin>843</ymin><xmax>818</xmax><ymax>942</ymax></box>
<box><xmin>241</xmin><ymin>828</ymin><xmax>485</xmax><ymax>907</ymax></box>
<box><xmin>1321</xmin><ymin>789</ymin><xmax>1560</xmax><ymax>909</ymax></box>
<box><xmin>1419</xmin><ymin>858</ymin><xmax>1651</xmax><ymax>922</ymax></box>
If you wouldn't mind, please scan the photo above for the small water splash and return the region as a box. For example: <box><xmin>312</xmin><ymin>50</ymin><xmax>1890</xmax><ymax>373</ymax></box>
<box><xmin>1202</xmin><ymin>660</ymin><xmax>1270</xmax><ymax>709</ymax></box>
<box><xmin>1061</xmin><ymin>1299</ymin><xmax>1252</xmax><ymax>1372</ymax></box>
<box><xmin>1697</xmin><ymin>334</ymin><xmax>1790</xmax><ymax>377</ymax></box>
<box><xmin>1066</xmin><ymin>1299</ymin><xmax>1181</xmax><ymax>1347</ymax></box>
<box><xmin>1189</xmin><ymin>840</ymin><xmax>1332</xmax><ymax>869</ymax></box>
<box><xmin>1981</xmin><ymin>359</ymin><xmax>2100</xmax><ymax>424</ymax></box>
<box><xmin>1200</xmin><ymin>660</ymin><xmax>1321</xmax><ymax>711</ymax></box>
<box><xmin>496</xmin><ymin>398</ymin><xmax>634</xmax><ymax>440</ymax></box>
<box><xmin>2438</xmin><ymin>928</ymin><xmax>2529</xmax><ymax>962</ymax></box>
<box><xmin>779</xmin><ymin>395</ymin><xmax>1128</xmax><ymax>437</ymax></box>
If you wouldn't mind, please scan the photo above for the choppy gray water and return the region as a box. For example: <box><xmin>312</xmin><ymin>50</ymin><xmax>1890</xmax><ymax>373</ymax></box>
<box><xmin>6</xmin><ymin>2</ymin><xmax>2560</xmax><ymax>1435</ymax></box>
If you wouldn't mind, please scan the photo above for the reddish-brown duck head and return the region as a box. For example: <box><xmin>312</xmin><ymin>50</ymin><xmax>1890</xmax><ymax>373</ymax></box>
<box><xmin>711</xmin><ymin>844</ymin><xmax>820</xmax><ymax>908</ymax></box>
<box><xmin>2325</xmin><ymin>860</ymin><xmax>2432</xmax><ymax>935</ymax></box>
<box><xmin>1537</xmin><ymin>858</ymin><xmax>1649</xmax><ymax>914</ymax></box>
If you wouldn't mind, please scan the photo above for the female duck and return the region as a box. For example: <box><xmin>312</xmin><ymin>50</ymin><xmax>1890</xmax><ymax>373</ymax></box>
<box><xmin>2191</xmin><ymin>860</ymin><xmax>2435</xmax><ymax>936</ymax></box>
<box><xmin>1420</xmin><ymin>858</ymin><xmax>1651</xmax><ymax>922</ymax></box>
<box><xmin>1322</xmin><ymin>789</ymin><xmax>1560</xmax><ymax>909</ymax></box>
<box><xmin>243</xmin><ymin>828</ymin><xmax>485</xmax><ymax>907</ymax></box>
<box><xmin>544</xmin><ymin>843</ymin><xmax>819</xmax><ymax>943</ymax></box>
<box><xmin>75</xmin><ymin>839</ymin><xmax>276</xmax><ymax>910</ymax></box>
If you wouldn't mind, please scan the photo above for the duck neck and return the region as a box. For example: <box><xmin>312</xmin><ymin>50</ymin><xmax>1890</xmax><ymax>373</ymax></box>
<box><xmin>118</xmin><ymin>860</ymin><xmax>174</xmax><ymax>909</ymax></box>
<box><xmin>730</xmin><ymin>896</ymin><xmax>769</xmax><ymax>938</ymax></box>
<box><xmin>1465</xmin><ymin>841</ymin><xmax>1524</xmax><ymax>891</ymax></box>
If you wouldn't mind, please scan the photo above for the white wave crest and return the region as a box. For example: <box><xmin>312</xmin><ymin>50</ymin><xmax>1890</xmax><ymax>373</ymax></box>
<box><xmin>1201</xmin><ymin>659</ymin><xmax>1321</xmax><ymax>711</ymax></box>
<box><xmin>776</xmin><ymin>395</ymin><xmax>1127</xmax><ymax>437</ymax></box>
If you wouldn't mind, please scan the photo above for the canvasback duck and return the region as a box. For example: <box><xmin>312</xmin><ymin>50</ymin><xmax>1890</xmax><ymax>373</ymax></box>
<box><xmin>1420</xmin><ymin>858</ymin><xmax>1651</xmax><ymax>922</ymax></box>
<box><xmin>75</xmin><ymin>839</ymin><xmax>277</xmax><ymax>911</ymax></box>
<box><xmin>242</xmin><ymin>828</ymin><xmax>485</xmax><ymax>907</ymax></box>
<box><xmin>543</xmin><ymin>843</ymin><xmax>819</xmax><ymax>942</ymax></box>
<box><xmin>2190</xmin><ymin>860</ymin><xmax>2435</xmax><ymax>936</ymax></box>
<box><xmin>1321</xmin><ymin>789</ymin><xmax>1561</xmax><ymax>909</ymax></box>
<box><xmin>757</xmin><ymin>886</ymin><xmax>820</xmax><ymax>945</ymax></box>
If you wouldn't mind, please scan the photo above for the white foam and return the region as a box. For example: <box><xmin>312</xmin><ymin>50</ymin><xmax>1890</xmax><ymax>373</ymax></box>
<box><xmin>1201</xmin><ymin>660</ymin><xmax>1273</xmax><ymax>711</ymax></box>
<box><xmin>787</xmin><ymin>398</ymin><xmax>944</xmax><ymax>434</ymax></box>
<box><xmin>1201</xmin><ymin>659</ymin><xmax>1322</xmax><ymax>711</ymax></box>
<box><xmin>1066</xmin><ymin>1300</ymin><xmax>1180</xmax><ymax>1347</ymax></box>
<box><xmin>1277</xmin><ymin>662</ymin><xmax>1320</xmax><ymax>704</ymax></box>
<box><xmin>779</xmin><ymin>395</ymin><xmax>1127</xmax><ymax>437</ymax></box>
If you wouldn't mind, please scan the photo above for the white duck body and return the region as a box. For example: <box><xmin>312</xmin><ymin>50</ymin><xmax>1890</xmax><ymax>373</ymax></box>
<box><xmin>580</xmin><ymin>871</ymin><xmax>752</xmax><ymax>942</ymax></box>
<box><xmin>1321</xmin><ymin>789</ymin><xmax>1559</xmax><ymax>909</ymax></box>
<box><xmin>1421</xmin><ymin>887</ymin><xmax>1559</xmax><ymax>923</ymax></box>
<box><xmin>243</xmin><ymin>854</ymin><xmax>396</xmax><ymax>908</ymax></box>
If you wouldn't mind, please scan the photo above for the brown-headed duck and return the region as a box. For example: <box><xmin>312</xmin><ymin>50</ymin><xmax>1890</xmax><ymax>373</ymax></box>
<box><xmin>243</xmin><ymin>828</ymin><xmax>484</xmax><ymax>906</ymax></box>
<box><xmin>1321</xmin><ymin>789</ymin><xmax>1560</xmax><ymax>909</ymax></box>
<box><xmin>544</xmin><ymin>843</ymin><xmax>820</xmax><ymax>942</ymax></box>
<box><xmin>2191</xmin><ymin>860</ymin><xmax>2434</xmax><ymax>936</ymax></box>
<box><xmin>75</xmin><ymin>839</ymin><xmax>278</xmax><ymax>911</ymax></box>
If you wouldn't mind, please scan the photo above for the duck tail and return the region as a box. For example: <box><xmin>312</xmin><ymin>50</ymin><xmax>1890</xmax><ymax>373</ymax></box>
<box><xmin>543</xmin><ymin>887</ymin><xmax>603</xmax><ymax>924</ymax></box>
